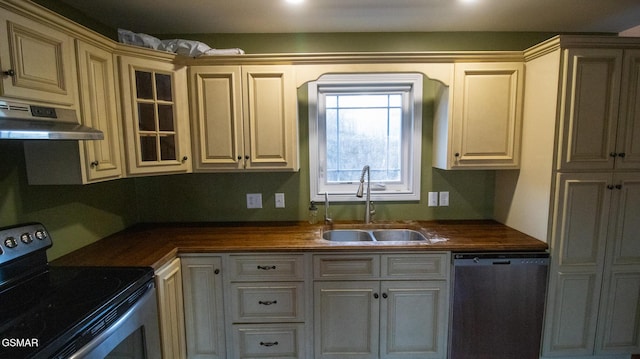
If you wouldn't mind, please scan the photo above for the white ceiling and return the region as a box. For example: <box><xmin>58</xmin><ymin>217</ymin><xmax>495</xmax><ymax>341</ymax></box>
<box><xmin>58</xmin><ymin>0</ymin><xmax>640</xmax><ymax>35</ymax></box>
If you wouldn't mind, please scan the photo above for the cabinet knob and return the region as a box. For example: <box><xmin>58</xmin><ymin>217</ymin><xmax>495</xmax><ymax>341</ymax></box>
<box><xmin>607</xmin><ymin>185</ymin><xmax>615</xmax><ymax>190</ymax></box>
<box><xmin>373</xmin><ymin>293</ymin><xmax>379</xmax><ymax>299</ymax></box>
<box><xmin>2</xmin><ymin>69</ymin><xmax>15</xmax><ymax>77</ymax></box>
<box><xmin>454</xmin><ymin>152</ymin><xmax>460</xmax><ymax>157</ymax></box>
<box><xmin>615</xmin><ymin>184</ymin><xmax>622</xmax><ymax>190</ymax></box>
<box><xmin>618</xmin><ymin>152</ymin><xmax>626</xmax><ymax>158</ymax></box>
<box><xmin>90</xmin><ymin>160</ymin><xmax>99</xmax><ymax>168</ymax></box>
<box><xmin>245</xmin><ymin>155</ymin><xmax>250</xmax><ymax>160</ymax></box>
<box><xmin>181</xmin><ymin>156</ymin><xmax>188</xmax><ymax>162</ymax></box>
<box><xmin>214</xmin><ymin>269</ymin><xmax>220</xmax><ymax>275</ymax></box>
<box><xmin>609</xmin><ymin>152</ymin><xmax>618</xmax><ymax>157</ymax></box>
<box><xmin>237</xmin><ymin>156</ymin><xmax>242</xmax><ymax>160</ymax></box>
<box><xmin>382</xmin><ymin>293</ymin><xmax>388</xmax><ymax>299</ymax></box>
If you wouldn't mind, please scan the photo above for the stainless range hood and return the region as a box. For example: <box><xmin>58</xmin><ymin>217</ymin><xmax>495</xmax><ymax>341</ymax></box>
<box><xmin>0</xmin><ymin>101</ymin><xmax>104</xmax><ymax>140</ymax></box>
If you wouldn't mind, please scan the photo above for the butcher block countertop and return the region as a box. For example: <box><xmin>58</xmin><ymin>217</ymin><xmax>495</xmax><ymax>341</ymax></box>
<box><xmin>51</xmin><ymin>220</ymin><xmax>548</xmax><ymax>270</ymax></box>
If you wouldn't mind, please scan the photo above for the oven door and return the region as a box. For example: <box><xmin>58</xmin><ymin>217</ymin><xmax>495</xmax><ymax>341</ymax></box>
<box><xmin>69</xmin><ymin>286</ymin><xmax>161</xmax><ymax>359</ymax></box>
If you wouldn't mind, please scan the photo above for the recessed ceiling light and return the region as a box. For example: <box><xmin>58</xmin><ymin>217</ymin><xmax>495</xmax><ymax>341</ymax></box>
<box><xmin>286</xmin><ymin>0</ymin><xmax>304</xmax><ymax>4</ymax></box>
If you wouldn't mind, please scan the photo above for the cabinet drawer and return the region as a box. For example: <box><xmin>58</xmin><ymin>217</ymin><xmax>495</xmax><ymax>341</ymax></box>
<box><xmin>314</xmin><ymin>254</ymin><xmax>379</xmax><ymax>279</ymax></box>
<box><xmin>230</xmin><ymin>283</ymin><xmax>305</xmax><ymax>323</ymax></box>
<box><xmin>228</xmin><ymin>254</ymin><xmax>305</xmax><ymax>281</ymax></box>
<box><xmin>382</xmin><ymin>253</ymin><xmax>449</xmax><ymax>280</ymax></box>
<box><xmin>232</xmin><ymin>323</ymin><xmax>305</xmax><ymax>359</ymax></box>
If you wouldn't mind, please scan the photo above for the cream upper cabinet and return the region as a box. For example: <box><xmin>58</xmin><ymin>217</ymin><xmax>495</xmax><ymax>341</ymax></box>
<box><xmin>433</xmin><ymin>62</ymin><xmax>524</xmax><ymax>169</ymax></box>
<box><xmin>557</xmin><ymin>48</ymin><xmax>623</xmax><ymax>171</ymax></box>
<box><xmin>118</xmin><ymin>55</ymin><xmax>192</xmax><ymax>175</ymax></box>
<box><xmin>558</xmin><ymin>48</ymin><xmax>640</xmax><ymax>171</ymax></box>
<box><xmin>75</xmin><ymin>40</ymin><xmax>123</xmax><ymax>182</ymax></box>
<box><xmin>0</xmin><ymin>9</ymin><xmax>77</xmax><ymax>106</ymax></box>
<box><xmin>190</xmin><ymin>65</ymin><xmax>299</xmax><ymax>172</ymax></box>
<box><xmin>22</xmin><ymin>39</ymin><xmax>123</xmax><ymax>185</ymax></box>
<box><xmin>616</xmin><ymin>50</ymin><xmax>640</xmax><ymax>170</ymax></box>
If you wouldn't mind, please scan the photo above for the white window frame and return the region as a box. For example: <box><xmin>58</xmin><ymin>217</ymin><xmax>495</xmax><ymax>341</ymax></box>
<box><xmin>308</xmin><ymin>73</ymin><xmax>423</xmax><ymax>202</ymax></box>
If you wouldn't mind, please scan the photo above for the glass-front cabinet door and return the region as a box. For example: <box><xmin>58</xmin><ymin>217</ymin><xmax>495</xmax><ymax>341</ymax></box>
<box><xmin>119</xmin><ymin>55</ymin><xmax>191</xmax><ymax>175</ymax></box>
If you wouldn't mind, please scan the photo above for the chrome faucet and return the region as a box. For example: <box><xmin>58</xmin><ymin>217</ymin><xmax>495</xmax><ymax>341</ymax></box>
<box><xmin>356</xmin><ymin>165</ymin><xmax>375</xmax><ymax>224</ymax></box>
<box><xmin>324</xmin><ymin>192</ymin><xmax>333</xmax><ymax>225</ymax></box>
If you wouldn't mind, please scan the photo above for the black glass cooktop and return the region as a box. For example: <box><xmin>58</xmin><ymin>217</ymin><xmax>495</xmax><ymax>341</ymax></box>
<box><xmin>0</xmin><ymin>266</ymin><xmax>153</xmax><ymax>359</ymax></box>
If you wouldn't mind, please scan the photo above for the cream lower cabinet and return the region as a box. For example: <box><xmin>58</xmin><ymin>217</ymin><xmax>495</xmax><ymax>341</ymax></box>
<box><xmin>181</xmin><ymin>256</ymin><xmax>226</xmax><ymax>359</ymax></box>
<box><xmin>227</xmin><ymin>254</ymin><xmax>308</xmax><ymax>359</ymax></box>
<box><xmin>542</xmin><ymin>172</ymin><xmax>640</xmax><ymax>357</ymax></box>
<box><xmin>155</xmin><ymin>258</ymin><xmax>187</xmax><ymax>359</ymax></box>
<box><xmin>313</xmin><ymin>253</ymin><xmax>450</xmax><ymax>359</ymax></box>
<box><xmin>433</xmin><ymin>62</ymin><xmax>524</xmax><ymax>170</ymax></box>
<box><xmin>189</xmin><ymin>65</ymin><xmax>298</xmax><ymax>172</ymax></box>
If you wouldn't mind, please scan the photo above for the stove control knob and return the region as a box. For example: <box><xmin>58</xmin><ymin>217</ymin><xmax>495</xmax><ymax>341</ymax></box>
<box><xmin>35</xmin><ymin>230</ymin><xmax>47</xmax><ymax>240</ymax></box>
<box><xmin>4</xmin><ymin>237</ymin><xmax>18</xmax><ymax>249</ymax></box>
<box><xmin>20</xmin><ymin>233</ymin><xmax>33</xmax><ymax>244</ymax></box>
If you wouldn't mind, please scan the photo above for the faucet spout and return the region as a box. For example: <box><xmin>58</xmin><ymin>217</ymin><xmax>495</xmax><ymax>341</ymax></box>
<box><xmin>355</xmin><ymin>165</ymin><xmax>374</xmax><ymax>224</ymax></box>
<box><xmin>324</xmin><ymin>192</ymin><xmax>333</xmax><ymax>225</ymax></box>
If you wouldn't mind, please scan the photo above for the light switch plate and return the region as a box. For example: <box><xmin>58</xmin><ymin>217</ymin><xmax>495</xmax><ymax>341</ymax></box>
<box><xmin>246</xmin><ymin>193</ymin><xmax>262</xmax><ymax>209</ymax></box>
<box><xmin>439</xmin><ymin>191</ymin><xmax>449</xmax><ymax>206</ymax></box>
<box><xmin>428</xmin><ymin>192</ymin><xmax>438</xmax><ymax>207</ymax></box>
<box><xmin>275</xmin><ymin>193</ymin><xmax>285</xmax><ymax>208</ymax></box>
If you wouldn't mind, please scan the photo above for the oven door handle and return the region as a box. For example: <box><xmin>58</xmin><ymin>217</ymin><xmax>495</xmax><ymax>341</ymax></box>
<box><xmin>67</xmin><ymin>287</ymin><xmax>161</xmax><ymax>359</ymax></box>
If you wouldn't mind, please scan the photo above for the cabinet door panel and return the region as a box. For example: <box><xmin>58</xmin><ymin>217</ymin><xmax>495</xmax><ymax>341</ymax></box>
<box><xmin>0</xmin><ymin>11</ymin><xmax>76</xmax><ymax>105</ymax></box>
<box><xmin>155</xmin><ymin>258</ymin><xmax>187</xmax><ymax>359</ymax></box>
<box><xmin>553</xmin><ymin>173</ymin><xmax>611</xmax><ymax>267</ymax></box>
<box><xmin>181</xmin><ymin>257</ymin><xmax>226</xmax><ymax>359</ymax></box>
<box><xmin>242</xmin><ymin>66</ymin><xmax>298</xmax><ymax>170</ymax></box>
<box><xmin>450</xmin><ymin>62</ymin><xmax>523</xmax><ymax>168</ymax></box>
<box><xmin>558</xmin><ymin>48</ymin><xmax>622</xmax><ymax>170</ymax></box>
<box><xmin>314</xmin><ymin>281</ymin><xmax>379</xmax><ymax>359</ymax></box>
<box><xmin>191</xmin><ymin>66</ymin><xmax>244</xmax><ymax>170</ymax></box>
<box><xmin>617</xmin><ymin>49</ymin><xmax>640</xmax><ymax>170</ymax></box>
<box><xmin>380</xmin><ymin>281</ymin><xmax>447</xmax><ymax>359</ymax></box>
<box><xmin>611</xmin><ymin>173</ymin><xmax>640</xmax><ymax>264</ymax></box>
<box><xmin>543</xmin><ymin>271</ymin><xmax>601</xmax><ymax>356</ymax></box>
<box><xmin>76</xmin><ymin>40</ymin><xmax>122</xmax><ymax>182</ymax></box>
<box><xmin>597</xmin><ymin>270</ymin><xmax>640</xmax><ymax>353</ymax></box>
<box><xmin>119</xmin><ymin>56</ymin><xmax>191</xmax><ymax>175</ymax></box>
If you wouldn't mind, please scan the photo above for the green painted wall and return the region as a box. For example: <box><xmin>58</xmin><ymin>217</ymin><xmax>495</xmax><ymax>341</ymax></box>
<box><xmin>134</xmin><ymin>80</ymin><xmax>495</xmax><ymax>222</ymax></box>
<box><xmin>0</xmin><ymin>142</ymin><xmax>139</xmax><ymax>260</ymax></box>
<box><xmin>2</xmin><ymin>2</ymin><xmax>564</xmax><ymax>260</ymax></box>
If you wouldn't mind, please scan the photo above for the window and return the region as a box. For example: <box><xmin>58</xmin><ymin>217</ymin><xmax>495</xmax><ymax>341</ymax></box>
<box><xmin>309</xmin><ymin>73</ymin><xmax>423</xmax><ymax>202</ymax></box>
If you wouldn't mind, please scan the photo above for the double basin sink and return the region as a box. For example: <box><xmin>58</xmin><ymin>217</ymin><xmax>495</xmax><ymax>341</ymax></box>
<box><xmin>322</xmin><ymin>224</ymin><xmax>430</xmax><ymax>243</ymax></box>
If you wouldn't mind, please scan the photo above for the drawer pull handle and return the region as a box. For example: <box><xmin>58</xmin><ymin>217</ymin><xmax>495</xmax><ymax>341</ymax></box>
<box><xmin>260</xmin><ymin>341</ymin><xmax>278</xmax><ymax>347</ymax></box>
<box><xmin>257</xmin><ymin>265</ymin><xmax>277</xmax><ymax>270</ymax></box>
<box><xmin>258</xmin><ymin>300</ymin><xmax>277</xmax><ymax>305</ymax></box>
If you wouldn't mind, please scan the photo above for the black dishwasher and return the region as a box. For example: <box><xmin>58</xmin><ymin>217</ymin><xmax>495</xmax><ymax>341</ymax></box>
<box><xmin>449</xmin><ymin>252</ymin><xmax>549</xmax><ymax>359</ymax></box>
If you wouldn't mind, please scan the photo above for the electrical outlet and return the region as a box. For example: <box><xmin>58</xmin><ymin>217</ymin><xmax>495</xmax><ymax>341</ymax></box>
<box><xmin>246</xmin><ymin>193</ymin><xmax>262</xmax><ymax>209</ymax></box>
<box><xmin>428</xmin><ymin>192</ymin><xmax>438</xmax><ymax>207</ymax></box>
<box><xmin>275</xmin><ymin>193</ymin><xmax>285</xmax><ymax>208</ymax></box>
<box><xmin>439</xmin><ymin>191</ymin><xmax>449</xmax><ymax>206</ymax></box>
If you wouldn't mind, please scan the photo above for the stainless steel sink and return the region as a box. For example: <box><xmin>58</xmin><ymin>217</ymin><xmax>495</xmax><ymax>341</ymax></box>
<box><xmin>322</xmin><ymin>228</ymin><xmax>429</xmax><ymax>242</ymax></box>
<box><xmin>322</xmin><ymin>229</ymin><xmax>375</xmax><ymax>242</ymax></box>
<box><xmin>371</xmin><ymin>229</ymin><xmax>428</xmax><ymax>241</ymax></box>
